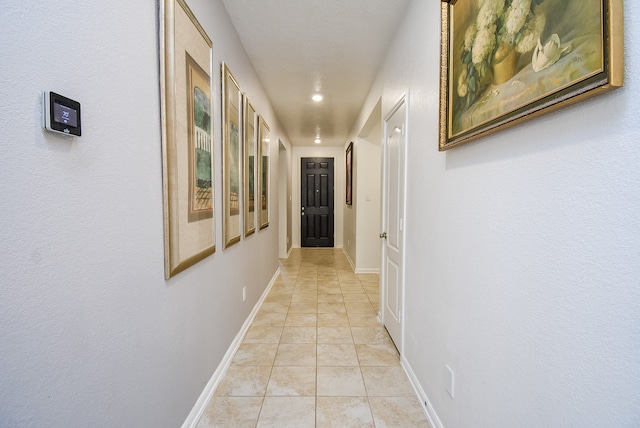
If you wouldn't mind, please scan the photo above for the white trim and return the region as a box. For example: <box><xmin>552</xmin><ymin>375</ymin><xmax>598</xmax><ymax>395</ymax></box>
<box><xmin>343</xmin><ymin>248</ymin><xmax>356</xmax><ymax>272</ymax></box>
<box><xmin>402</xmin><ymin>355</ymin><xmax>444</xmax><ymax>428</ymax></box>
<box><xmin>180</xmin><ymin>267</ymin><xmax>281</xmax><ymax>428</ymax></box>
<box><xmin>354</xmin><ymin>267</ymin><xmax>380</xmax><ymax>274</ymax></box>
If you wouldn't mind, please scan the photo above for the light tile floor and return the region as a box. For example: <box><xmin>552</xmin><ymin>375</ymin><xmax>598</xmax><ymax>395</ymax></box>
<box><xmin>197</xmin><ymin>248</ymin><xmax>431</xmax><ymax>428</ymax></box>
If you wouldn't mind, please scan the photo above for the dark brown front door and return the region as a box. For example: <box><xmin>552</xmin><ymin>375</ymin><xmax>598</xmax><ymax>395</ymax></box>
<box><xmin>301</xmin><ymin>157</ymin><xmax>334</xmax><ymax>247</ymax></box>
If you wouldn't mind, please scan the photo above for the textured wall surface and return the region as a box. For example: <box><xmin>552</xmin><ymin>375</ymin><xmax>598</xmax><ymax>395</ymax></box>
<box><xmin>0</xmin><ymin>0</ymin><xmax>284</xmax><ymax>426</ymax></box>
<box><xmin>351</xmin><ymin>0</ymin><xmax>640</xmax><ymax>426</ymax></box>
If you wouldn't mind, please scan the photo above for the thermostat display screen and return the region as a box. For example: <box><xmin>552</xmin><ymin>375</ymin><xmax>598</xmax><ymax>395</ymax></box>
<box><xmin>53</xmin><ymin>103</ymin><xmax>78</xmax><ymax>127</ymax></box>
<box><xmin>42</xmin><ymin>91</ymin><xmax>81</xmax><ymax>137</ymax></box>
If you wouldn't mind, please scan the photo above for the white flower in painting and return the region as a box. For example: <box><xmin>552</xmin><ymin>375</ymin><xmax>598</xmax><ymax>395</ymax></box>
<box><xmin>464</xmin><ymin>23</ymin><xmax>478</xmax><ymax>51</ymax></box>
<box><xmin>516</xmin><ymin>7</ymin><xmax>546</xmax><ymax>53</ymax></box>
<box><xmin>457</xmin><ymin>67</ymin><xmax>469</xmax><ymax>97</ymax></box>
<box><xmin>505</xmin><ymin>0</ymin><xmax>532</xmax><ymax>35</ymax></box>
<box><xmin>476</xmin><ymin>1</ymin><xmax>498</xmax><ymax>29</ymax></box>
<box><xmin>472</xmin><ymin>25</ymin><xmax>497</xmax><ymax>65</ymax></box>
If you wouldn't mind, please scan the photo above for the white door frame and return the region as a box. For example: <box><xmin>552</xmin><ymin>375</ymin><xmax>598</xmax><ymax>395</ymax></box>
<box><xmin>380</xmin><ymin>92</ymin><xmax>409</xmax><ymax>354</ymax></box>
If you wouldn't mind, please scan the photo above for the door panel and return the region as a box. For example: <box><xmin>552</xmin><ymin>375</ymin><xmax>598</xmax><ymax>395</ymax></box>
<box><xmin>386</xmin><ymin>259</ymin><xmax>400</xmax><ymax>323</ymax></box>
<box><xmin>301</xmin><ymin>158</ymin><xmax>334</xmax><ymax>247</ymax></box>
<box><xmin>381</xmin><ymin>96</ymin><xmax>407</xmax><ymax>352</ymax></box>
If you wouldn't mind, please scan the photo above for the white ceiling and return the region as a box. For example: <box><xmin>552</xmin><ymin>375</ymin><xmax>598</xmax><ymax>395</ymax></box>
<box><xmin>221</xmin><ymin>0</ymin><xmax>410</xmax><ymax>146</ymax></box>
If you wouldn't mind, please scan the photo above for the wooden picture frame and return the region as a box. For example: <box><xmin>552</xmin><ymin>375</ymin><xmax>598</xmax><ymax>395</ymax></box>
<box><xmin>258</xmin><ymin>116</ymin><xmax>270</xmax><ymax>230</ymax></box>
<box><xmin>221</xmin><ymin>63</ymin><xmax>242</xmax><ymax>248</ymax></box>
<box><xmin>439</xmin><ymin>0</ymin><xmax>624</xmax><ymax>151</ymax></box>
<box><xmin>159</xmin><ymin>0</ymin><xmax>215</xmax><ymax>279</ymax></box>
<box><xmin>243</xmin><ymin>96</ymin><xmax>257</xmax><ymax>237</ymax></box>
<box><xmin>346</xmin><ymin>142</ymin><xmax>353</xmax><ymax>205</ymax></box>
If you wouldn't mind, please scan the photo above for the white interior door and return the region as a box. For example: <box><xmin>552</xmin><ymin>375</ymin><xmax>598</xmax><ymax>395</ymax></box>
<box><xmin>381</xmin><ymin>95</ymin><xmax>407</xmax><ymax>352</ymax></box>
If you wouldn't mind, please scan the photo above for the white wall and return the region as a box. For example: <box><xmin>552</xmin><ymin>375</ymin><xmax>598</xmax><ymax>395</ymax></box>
<box><xmin>355</xmin><ymin>121</ymin><xmax>382</xmax><ymax>273</ymax></box>
<box><xmin>292</xmin><ymin>146</ymin><xmax>344</xmax><ymax>248</ymax></box>
<box><xmin>0</xmin><ymin>0</ymin><xmax>288</xmax><ymax>426</ymax></box>
<box><xmin>352</xmin><ymin>0</ymin><xmax>640</xmax><ymax>427</ymax></box>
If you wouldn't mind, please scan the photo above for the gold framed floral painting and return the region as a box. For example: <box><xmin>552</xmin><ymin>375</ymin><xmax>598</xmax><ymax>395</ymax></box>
<box><xmin>439</xmin><ymin>0</ymin><xmax>624</xmax><ymax>150</ymax></box>
<box><xmin>159</xmin><ymin>0</ymin><xmax>215</xmax><ymax>278</ymax></box>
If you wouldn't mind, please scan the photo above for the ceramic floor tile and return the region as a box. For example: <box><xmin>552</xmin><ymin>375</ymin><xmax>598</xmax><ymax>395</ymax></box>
<box><xmin>361</xmin><ymin>366</ymin><xmax>415</xmax><ymax>396</ymax></box>
<box><xmin>347</xmin><ymin>312</ymin><xmax>380</xmax><ymax>327</ymax></box>
<box><xmin>291</xmin><ymin>292</ymin><xmax>318</xmax><ymax>303</ymax></box>
<box><xmin>280</xmin><ymin>326</ymin><xmax>316</xmax><ymax>343</ymax></box>
<box><xmin>317</xmin><ymin>313</ymin><xmax>350</xmax><ymax>326</ymax></box>
<box><xmin>369</xmin><ymin>396</ymin><xmax>431</xmax><ymax>427</ymax></box>
<box><xmin>317</xmin><ymin>280</ymin><xmax>341</xmax><ymax>288</ymax></box>
<box><xmin>317</xmin><ymin>293</ymin><xmax>344</xmax><ymax>303</ymax></box>
<box><xmin>341</xmin><ymin>285</ymin><xmax>365</xmax><ymax>293</ymax></box>
<box><xmin>355</xmin><ymin>344</ymin><xmax>400</xmax><ymax>366</ymax></box>
<box><xmin>317</xmin><ymin>326</ymin><xmax>353</xmax><ymax>344</ymax></box>
<box><xmin>196</xmin><ymin>397</ymin><xmax>263</xmax><ymax>428</ymax></box>
<box><xmin>260</xmin><ymin>301</ymin><xmax>290</xmax><ymax>313</ymax></box>
<box><xmin>284</xmin><ymin>313</ymin><xmax>317</xmax><ymax>327</ymax></box>
<box><xmin>232</xmin><ymin>343</ymin><xmax>278</xmax><ymax>366</ymax></box>
<box><xmin>214</xmin><ymin>365</ymin><xmax>271</xmax><ymax>397</ymax></box>
<box><xmin>316</xmin><ymin>397</ymin><xmax>374</xmax><ymax>428</ymax></box>
<box><xmin>243</xmin><ymin>326</ymin><xmax>282</xmax><ymax>343</ymax></box>
<box><xmin>351</xmin><ymin>326</ymin><xmax>395</xmax><ymax>345</ymax></box>
<box><xmin>257</xmin><ymin>396</ymin><xmax>316</xmax><ymax>428</ymax></box>
<box><xmin>288</xmin><ymin>302</ymin><xmax>318</xmax><ymax>314</ymax></box>
<box><xmin>345</xmin><ymin>301</ymin><xmax>375</xmax><ymax>314</ymax></box>
<box><xmin>317</xmin><ymin>366</ymin><xmax>366</xmax><ymax>396</ymax></box>
<box><xmin>205</xmin><ymin>250</ymin><xmax>426</xmax><ymax>426</ymax></box>
<box><xmin>274</xmin><ymin>343</ymin><xmax>316</xmax><ymax>366</ymax></box>
<box><xmin>317</xmin><ymin>302</ymin><xmax>347</xmax><ymax>314</ymax></box>
<box><xmin>342</xmin><ymin>293</ymin><xmax>371</xmax><ymax>302</ymax></box>
<box><xmin>251</xmin><ymin>312</ymin><xmax>287</xmax><ymax>327</ymax></box>
<box><xmin>317</xmin><ymin>344</ymin><xmax>359</xmax><ymax>366</ymax></box>
<box><xmin>266</xmin><ymin>366</ymin><xmax>316</xmax><ymax>396</ymax></box>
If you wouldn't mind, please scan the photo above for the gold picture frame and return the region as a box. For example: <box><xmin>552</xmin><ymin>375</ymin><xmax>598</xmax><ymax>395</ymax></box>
<box><xmin>221</xmin><ymin>63</ymin><xmax>242</xmax><ymax>248</ymax></box>
<box><xmin>159</xmin><ymin>0</ymin><xmax>215</xmax><ymax>279</ymax></box>
<box><xmin>243</xmin><ymin>96</ymin><xmax>258</xmax><ymax>237</ymax></box>
<box><xmin>439</xmin><ymin>0</ymin><xmax>624</xmax><ymax>151</ymax></box>
<box><xmin>258</xmin><ymin>116</ymin><xmax>270</xmax><ymax>230</ymax></box>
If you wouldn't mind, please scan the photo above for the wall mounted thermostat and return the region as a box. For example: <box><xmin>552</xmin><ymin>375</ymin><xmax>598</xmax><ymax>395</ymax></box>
<box><xmin>42</xmin><ymin>91</ymin><xmax>81</xmax><ymax>137</ymax></box>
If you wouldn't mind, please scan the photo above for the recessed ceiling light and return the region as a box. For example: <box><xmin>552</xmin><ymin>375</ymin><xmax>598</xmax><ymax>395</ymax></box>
<box><xmin>314</xmin><ymin>138</ymin><xmax>321</xmax><ymax>144</ymax></box>
<box><xmin>312</xmin><ymin>94</ymin><xmax>323</xmax><ymax>102</ymax></box>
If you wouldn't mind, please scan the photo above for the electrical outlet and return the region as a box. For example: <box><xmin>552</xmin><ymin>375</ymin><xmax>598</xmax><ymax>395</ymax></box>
<box><xmin>242</xmin><ymin>287</ymin><xmax>246</xmax><ymax>302</ymax></box>
<box><xmin>445</xmin><ymin>364</ymin><xmax>455</xmax><ymax>398</ymax></box>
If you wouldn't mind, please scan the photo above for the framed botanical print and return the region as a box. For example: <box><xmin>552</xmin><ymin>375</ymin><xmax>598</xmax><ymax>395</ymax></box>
<box><xmin>221</xmin><ymin>63</ymin><xmax>242</xmax><ymax>248</ymax></box>
<box><xmin>243</xmin><ymin>96</ymin><xmax>257</xmax><ymax>237</ymax></box>
<box><xmin>258</xmin><ymin>116</ymin><xmax>270</xmax><ymax>230</ymax></box>
<box><xmin>159</xmin><ymin>0</ymin><xmax>215</xmax><ymax>278</ymax></box>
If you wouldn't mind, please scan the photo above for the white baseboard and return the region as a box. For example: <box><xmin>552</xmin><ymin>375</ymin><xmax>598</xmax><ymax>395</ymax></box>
<box><xmin>180</xmin><ymin>268</ymin><xmax>281</xmax><ymax>428</ymax></box>
<box><xmin>343</xmin><ymin>248</ymin><xmax>356</xmax><ymax>272</ymax></box>
<box><xmin>401</xmin><ymin>355</ymin><xmax>444</xmax><ymax>428</ymax></box>
<box><xmin>354</xmin><ymin>267</ymin><xmax>380</xmax><ymax>274</ymax></box>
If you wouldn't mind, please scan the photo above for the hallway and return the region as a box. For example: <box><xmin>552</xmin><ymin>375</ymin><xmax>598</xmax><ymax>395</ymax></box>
<box><xmin>196</xmin><ymin>248</ymin><xmax>430</xmax><ymax>427</ymax></box>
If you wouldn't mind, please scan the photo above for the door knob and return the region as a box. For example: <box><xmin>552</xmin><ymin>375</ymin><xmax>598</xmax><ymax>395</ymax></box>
<box><xmin>379</xmin><ymin>232</ymin><xmax>387</xmax><ymax>239</ymax></box>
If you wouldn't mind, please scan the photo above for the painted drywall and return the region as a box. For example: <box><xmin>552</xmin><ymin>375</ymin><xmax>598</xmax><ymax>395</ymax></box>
<box><xmin>355</xmin><ymin>122</ymin><xmax>382</xmax><ymax>272</ymax></box>
<box><xmin>0</xmin><ymin>0</ymin><xmax>288</xmax><ymax>426</ymax></box>
<box><xmin>351</xmin><ymin>0</ymin><xmax>640</xmax><ymax>426</ymax></box>
<box><xmin>292</xmin><ymin>146</ymin><xmax>344</xmax><ymax>248</ymax></box>
<box><xmin>278</xmin><ymin>140</ymin><xmax>291</xmax><ymax>258</ymax></box>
